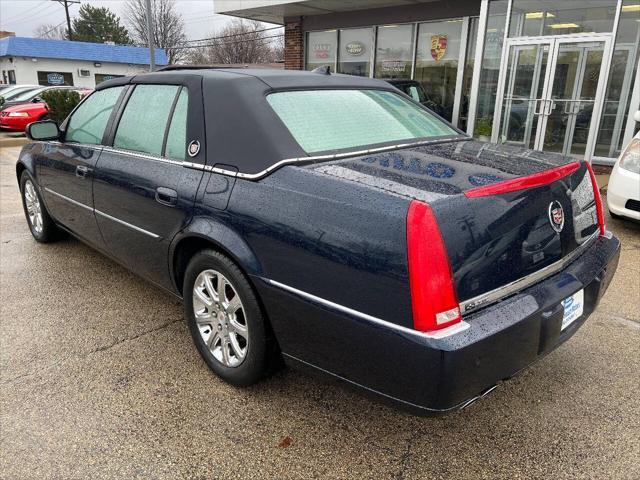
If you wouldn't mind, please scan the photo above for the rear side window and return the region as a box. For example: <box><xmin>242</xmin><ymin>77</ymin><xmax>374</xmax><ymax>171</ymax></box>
<box><xmin>164</xmin><ymin>88</ymin><xmax>189</xmax><ymax>160</ymax></box>
<box><xmin>114</xmin><ymin>84</ymin><xmax>180</xmax><ymax>156</ymax></box>
<box><xmin>65</xmin><ymin>87</ymin><xmax>124</xmax><ymax>145</ymax></box>
<box><xmin>267</xmin><ymin>89</ymin><xmax>458</xmax><ymax>154</ymax></box>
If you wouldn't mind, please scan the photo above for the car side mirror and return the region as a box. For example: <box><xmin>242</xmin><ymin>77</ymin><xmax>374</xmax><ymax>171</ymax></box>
<box><xmin>26</xmin><ymin>120</ymin><xmax>60</xmax><ymax>141</ymax></box>
<box><xmin>32</xmin><ymin>97</ymin><xmax>42</xmax><ymax>103</ymax></box>
<box><xmin>634</xmin><ymin>110</ymin><xmax>640</xmax><ymax>123</ymax></box>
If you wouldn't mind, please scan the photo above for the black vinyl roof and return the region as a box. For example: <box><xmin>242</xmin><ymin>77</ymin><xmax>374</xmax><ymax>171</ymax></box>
<box><xmin>96</xmin><ymin>69</ymin><xmax>420</xmax><ymax>176</ymax></box>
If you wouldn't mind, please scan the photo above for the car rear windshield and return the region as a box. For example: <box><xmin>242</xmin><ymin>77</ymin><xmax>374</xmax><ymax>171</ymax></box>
<box><xmin>266</xmin><ymin>89</ymin><xmax>458</xmax><ymax>154</ymax></box>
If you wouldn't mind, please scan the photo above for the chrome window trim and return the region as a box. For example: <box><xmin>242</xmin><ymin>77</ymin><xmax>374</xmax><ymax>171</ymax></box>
<box><xmin>459</xmin><ymin>231</ymin><xmax>599</xmax><ymax>314</ymax></box>
<box><xmin>102</xmin><ymin>146</ymin><xmax>184</xmax><ymax>166</ymax></box>
<box><xmin>182</xmin><ymin>135</ymin><xmax>468</xmax><ymax>181</ymax></box>
<box><xmin>43</xmin><ymin>187</ymin><xmax>160</xmax><ymax>239</ymax></box>
<box><xmin>264</xmin><ymin>278</ymin><xmax>470</xmax><ymax>340</ymax></box>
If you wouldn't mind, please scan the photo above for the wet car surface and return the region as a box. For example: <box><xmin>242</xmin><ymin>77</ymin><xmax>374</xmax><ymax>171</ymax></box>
<box><xmin>2</xmin><ymin>145</ymin><xmax>639</xmax><ymax>479</ymax></box>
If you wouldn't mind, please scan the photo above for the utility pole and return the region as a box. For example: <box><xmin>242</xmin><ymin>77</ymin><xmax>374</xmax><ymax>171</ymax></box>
<box><xmin>145</xmin><ymin>0</ymin><xmax>156</xmax><ymax>71</ymax></box>
<box><xmin>52</xmin><ymin>0</ymin><xmax>80</xmax><ymax>40</ymax></box>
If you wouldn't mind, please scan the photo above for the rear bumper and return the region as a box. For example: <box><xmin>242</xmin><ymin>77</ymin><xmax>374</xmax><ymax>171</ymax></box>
<box><xmin>431</xmin><ymin>233</ymin><xmax>619</xmax><ymax>412</ymax></box>
<box><xmin>259</xmin><ymin>233</ymin><xmax>620</xmax><ymax>415</ymax></box>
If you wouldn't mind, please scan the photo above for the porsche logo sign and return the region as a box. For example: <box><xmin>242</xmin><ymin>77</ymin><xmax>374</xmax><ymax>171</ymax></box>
<box><xmin>430</xmin><ymin>34</ymin><xmax>448</xmax><ymax>61</ymax></box>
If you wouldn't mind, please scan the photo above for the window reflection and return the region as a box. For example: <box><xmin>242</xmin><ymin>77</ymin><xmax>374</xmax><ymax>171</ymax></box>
<box><xmin>375</xmin><ymin>24</ymin><xmax>415</xmax><ymax>79</ymax></box>
<box><xmin>414</xmin><ymin>19</ymin><xmax>464</xmax><ymax>122</ymax></box>
<box><xmin>338</xmin><ymin>28</ymin><xmax>373</xmax><ymax>77</ymax></box>
<box><xmin>509</xmin><ymin>0</ymin><xmax>618</xmax><ymax>37</ymax></box>
<box><xmin>306</xmin><ymin>30</ymin><xmax>337</xmax><ymax>71</ymax></box>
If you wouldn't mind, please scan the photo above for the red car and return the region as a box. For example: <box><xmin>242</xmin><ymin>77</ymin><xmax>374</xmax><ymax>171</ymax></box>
<box><xmin>0</xmin><ymin>102</ymin><xmax>50</xmax><ymax>132</ymax></box>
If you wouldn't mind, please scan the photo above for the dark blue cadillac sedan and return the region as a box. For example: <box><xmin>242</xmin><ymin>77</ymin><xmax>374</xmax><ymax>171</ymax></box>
<box><xmin>17</xmin><ymin>68</ymin><xmax>619</xmax><ymax>414</ymax></box>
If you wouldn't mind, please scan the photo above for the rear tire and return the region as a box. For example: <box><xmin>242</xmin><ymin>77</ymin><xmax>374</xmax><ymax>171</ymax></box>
<box><xmin>19</xmin><ymin>171</ymin><xmax>60</xmax><ymax>243</ymax></box>
<box><xmin>184</xmin><ymin>249</ymin><xmax>270</xmax><ymax>386</ymax></box>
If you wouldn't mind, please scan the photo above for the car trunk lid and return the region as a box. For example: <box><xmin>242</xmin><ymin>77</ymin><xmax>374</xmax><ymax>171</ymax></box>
<box><xmin>308</xmin><ymin>139</ymin><xmax>600</xmax><ymax>311</ymax></box>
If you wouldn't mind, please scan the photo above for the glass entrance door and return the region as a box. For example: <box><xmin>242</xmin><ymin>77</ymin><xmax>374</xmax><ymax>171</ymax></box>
<box><xmin>543</xmin><ymin>41</ymin><xmax>605</xmax><ymax>156</ymax></box>
<box><xmin>495</xmin><ymin>36</ymin><xmax>611</xmax><ymax>158</ymax></box>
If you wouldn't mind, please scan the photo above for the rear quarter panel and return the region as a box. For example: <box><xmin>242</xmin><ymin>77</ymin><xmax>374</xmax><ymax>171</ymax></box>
<box><xmin>225</xmin><ymin>166</ymin><xmax>414</xmax><ymax>356</ymax></box>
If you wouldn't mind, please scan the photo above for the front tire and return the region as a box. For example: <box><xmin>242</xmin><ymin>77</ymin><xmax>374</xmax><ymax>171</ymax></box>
<box><xmin>184</xmin><ymin>249</ymin><xmax>270</xmax><ymax>386</ymax></box>
<box><xmin>19</xmin><ymin>171</ymin><xmax>59</xmax><ymax>243</ymax></box>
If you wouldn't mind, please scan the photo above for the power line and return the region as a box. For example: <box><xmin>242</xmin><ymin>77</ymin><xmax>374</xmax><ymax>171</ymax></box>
<box><xmin>1</xmin><ymin>0</ymin><xmax>49</xmax><ymax>23</ymax></box>
<box><xmin>51</xmin><ymin>0</ymin><xmax>80</xmax><ymax>40</ymax></box>
<box><xmin>180</xmin><ymin>26</ymin><xmax>283</xmax><ymax>45</ymax></box>
<box><xmin>176</xmin><ymin>33</ymin><xmax>284</xmax><ymax>50</ymax></box>
<box><xmin>37</xmin><ymin>20</ymin><xmax>67</xmax><ymax>37</ymax></box>
<box><xmin>2</xmin><ymin>3</ymin><xmax>60</xmax><ymax>27</ymax></box>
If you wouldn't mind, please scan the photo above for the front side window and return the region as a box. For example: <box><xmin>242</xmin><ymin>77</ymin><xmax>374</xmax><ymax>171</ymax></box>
<box><xmin>267</xmin><ymin>89</ymin><xmax>459</xmax><ymax>154</ymax></box>
<box><xmin>114</xmin><ymin>84</ymin><xmax>180</xmax><ymax>156</ymax></box>
<box><xmin>66</xmin><ymin>86</ymin><xmax>124</xmax><ymax>145</ymax></box>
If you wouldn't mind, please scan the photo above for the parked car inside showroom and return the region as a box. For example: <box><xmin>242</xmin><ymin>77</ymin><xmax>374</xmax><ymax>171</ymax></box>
<box><xmin>15</xmin><ymin>68</ymin><xmax>619</xmax><ymax>414</ymax></box>
<box><xmin>607</xmin><ymin>110</ymin><xmax>640</xmax><ymax>221</ymax></box>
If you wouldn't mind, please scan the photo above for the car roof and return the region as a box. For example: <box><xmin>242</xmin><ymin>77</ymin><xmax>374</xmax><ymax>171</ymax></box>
<box><xmin>96</xmin><ymin>67</ymin><xmax>391</xmax><ymax>91</ymax></box>
<box><xmin>93</xmin><ymin>68</ymin><xmax>448</xmax><ymax>178</ymax></box>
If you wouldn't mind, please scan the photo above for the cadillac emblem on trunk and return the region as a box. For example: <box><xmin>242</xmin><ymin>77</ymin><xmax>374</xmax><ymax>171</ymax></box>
<box><xmin>548</xmin><ymin>201</ymin><xmax>565</xmax><ymax>233</ymax></box>
<box><xmin>430</xmin><ymin>35</ymin><xmax>447</xmax><ymax>61</ymax></box>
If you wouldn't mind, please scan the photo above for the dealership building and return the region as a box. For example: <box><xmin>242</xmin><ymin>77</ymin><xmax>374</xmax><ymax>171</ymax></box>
<box><xmin>216</xmin><ymin>0</ymin><xmax>640</xmax><ymax>165</ymax></box>
<box><xmin>0</xmin><ymin>35</ymin><xmax>167</xmax><ymax>89</ymax></box>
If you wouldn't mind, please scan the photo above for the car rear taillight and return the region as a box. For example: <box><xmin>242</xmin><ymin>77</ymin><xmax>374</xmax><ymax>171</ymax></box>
<box><xmin>407</xmin><ymin>200</ymin><xmax>461</xmax><ymax>332</ymax></box>
<box><xmin>585</xmin><ymin>161</ymin><xmax>606</xmax><ymax>236</ymax></box>
<box><xmin>464</xmin><ymin>162</ymin><xmax>581</xmax><ymax>198</ymax></box>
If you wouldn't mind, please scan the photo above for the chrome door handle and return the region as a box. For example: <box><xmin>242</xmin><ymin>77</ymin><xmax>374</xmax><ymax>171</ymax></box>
<box><xmin>76</xmin><ymin>165</ymin><xmax>91</xmax><ymax>178</ymax></box>
<box><xmin>155</xmin><ymin>187</ymin><xmax>178</xmax><ymax>207</ymax></box>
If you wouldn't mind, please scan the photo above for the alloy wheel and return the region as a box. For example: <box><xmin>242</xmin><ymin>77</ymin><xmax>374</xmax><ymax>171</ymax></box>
<box><xmin>192</xmin><ymin>269</ymin><xmax>249</xmax><ymax>367</ymax></box>
<box><xmin>24</xmin><ymin>180</ymin><xmax>43</xmax><ymax>234</ymax></box>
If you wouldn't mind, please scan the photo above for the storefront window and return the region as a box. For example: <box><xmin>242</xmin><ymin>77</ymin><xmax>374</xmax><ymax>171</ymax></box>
<box><xmin>374</xmin><ymin>24</ymin><xmax>415</xmax><ymax>79</ymax></box>
<box><xmin>306</xmin><ymin>30</ymin><xmax>337</xmax><ymax>71</ymax></box>
<box><xmin>414</xmin><ymin>19</ymin><xmax>464</xmax><ymax>122</ymax></box>
<box><xmin>458</xmin><ymin>17</ymin><xmax>479</xmax><ymax>131</ymax></box>
<box><xmin>338</xmin><ymin>28</ymin><xmax>373</xmax><ymax>77</ymax></box>
<box><xmin>594</xmin><ymin>1</ymin><xmax>640</xmax><ymax>158</ymax></box>
<box><xmin>509</xmin><ymin>0</ymin><xmax>618</xmax><ymax>37</ymax></box>
<box><xmin>474</xmin><ymin>0</ymin><xmax>509</xmax><ymax>137</ymax></box>
<box><xmin>36</xmin><ymin>71</ymin><xmax>74</xmax><ymax>86</ymax></box>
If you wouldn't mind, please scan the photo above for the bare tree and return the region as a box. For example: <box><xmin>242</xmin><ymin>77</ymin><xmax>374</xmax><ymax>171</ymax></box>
<box><xmin>187</xmin><ymin>19</ymin><xmax>283</xmax><ymax>65</ymax></box>
<box><xmin>125</xmin><ymin>0</ymin><xmax>187</xmax><ymax>64</ymax></box>
<box><xmin>34</xmin><ymin>23</ymin><xmax>68</xmax><ymax>40</ymax></box>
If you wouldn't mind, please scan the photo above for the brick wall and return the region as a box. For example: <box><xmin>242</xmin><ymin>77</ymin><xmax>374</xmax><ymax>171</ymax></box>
<box><xmin>284</xmin><ymin>19</ymin><xmax>304</xmax><ymax>70</ymax></box>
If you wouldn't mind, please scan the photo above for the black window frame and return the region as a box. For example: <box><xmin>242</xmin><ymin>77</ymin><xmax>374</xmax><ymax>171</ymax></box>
<box><xmin>106</xmin><ymin>83</ymin><xmax>186</xmax><ymax>159</ymax></box>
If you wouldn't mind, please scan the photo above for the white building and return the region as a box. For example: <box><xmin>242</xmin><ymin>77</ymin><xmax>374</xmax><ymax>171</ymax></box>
<box><xmin>0</xmin><ymin>36</ymin><xmax>168</xmax><ymax>89</ymax></box>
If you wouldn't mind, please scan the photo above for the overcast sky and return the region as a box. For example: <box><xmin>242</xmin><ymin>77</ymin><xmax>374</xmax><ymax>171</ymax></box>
<box><xmin>0</xmin><ymin>0</ymin><xmax>260</xmax><ymax>41</ymax></box>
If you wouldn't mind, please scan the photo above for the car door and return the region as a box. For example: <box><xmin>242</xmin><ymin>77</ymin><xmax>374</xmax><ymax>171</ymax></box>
<box><xmin>37</xmin><ymin>86</ymin><xmax>126</xmax><ymax>247</ymax></box>
<box><xmin>92</xmin><ymin>78</ymin><xmax>205</xmax><ymax>290</ymax></box>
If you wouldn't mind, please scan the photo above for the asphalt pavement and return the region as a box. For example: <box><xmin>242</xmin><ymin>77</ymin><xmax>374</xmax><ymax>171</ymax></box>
<box><xmin>1</xmin><ymin>145</ymin><xmax>639</xmax><ymax>479</ymax></box>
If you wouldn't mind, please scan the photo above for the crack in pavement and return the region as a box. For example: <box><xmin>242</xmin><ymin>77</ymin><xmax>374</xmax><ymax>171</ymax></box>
<box><xmin>394</xmin><ymin>431</ymin><xmax>418</xmax><ymax>480</ymax></box>
<box><xmin>0</xmin><ymin>317</ymin><xmax>182</xmax><ymax>386</ymax></box>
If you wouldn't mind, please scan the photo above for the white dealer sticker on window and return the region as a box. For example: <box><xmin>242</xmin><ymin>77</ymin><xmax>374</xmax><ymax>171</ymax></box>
<box><xmin>561</xmin><ymin>289</ymin><xmax>584</xmax><ymax>330</ymax></box>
